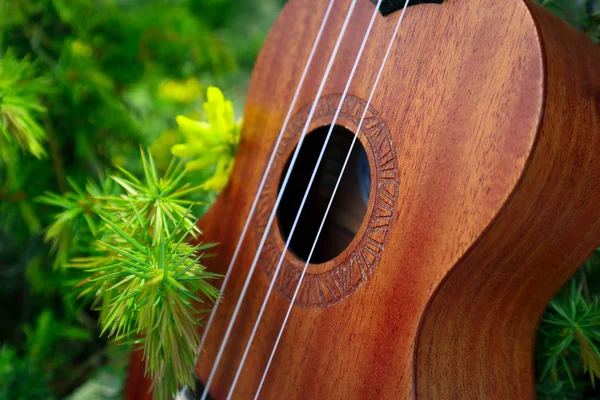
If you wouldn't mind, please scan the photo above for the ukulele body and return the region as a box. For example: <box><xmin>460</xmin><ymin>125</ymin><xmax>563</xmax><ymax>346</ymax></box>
<box><xmin>126</xmin><ymin>0</ymin><xmax>600</xmax><ymax>398</ymax></box>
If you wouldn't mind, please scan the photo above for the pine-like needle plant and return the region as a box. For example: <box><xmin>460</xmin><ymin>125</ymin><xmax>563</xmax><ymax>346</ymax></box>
<box><xmin>39</xmin><ymin>150</ymin><xmax>221</xmax><ymax>399</ymax></box>
<box><xmin>537</xmin><ymin>249</ymin><xmax>600</xmax><ymax>398</ymax></box>
<box><xmin>37</xmin><ymin>176</ymin><xmax>118</xmax><ymax>269</ymax></box>
<box><xmin>0</xmin><ymin>51</ymin><xmax>50</xmax><ymax>235</ymax></box>
<box><xmin>0</xmin><ymin>51</ymin><xmax>49</xmax><ymax>159</ymax></box>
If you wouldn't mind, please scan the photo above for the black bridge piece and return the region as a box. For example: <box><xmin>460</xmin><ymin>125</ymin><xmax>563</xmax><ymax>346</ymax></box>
<box><xmin>370</xmin><ymin>0</ymin><xmax>443</xmax><ymax>16</ymax></box>
<box><xmin>183</xmin><ymin>377</ymin><xmax>214</xmax><ymax>400</ymax></box>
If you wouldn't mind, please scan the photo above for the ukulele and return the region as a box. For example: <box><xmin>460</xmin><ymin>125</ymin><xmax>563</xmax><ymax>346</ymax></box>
<box><xmin>126</xmin><ymin>0</ymin><xmax>600</xmax><ymax>398</ymax></box>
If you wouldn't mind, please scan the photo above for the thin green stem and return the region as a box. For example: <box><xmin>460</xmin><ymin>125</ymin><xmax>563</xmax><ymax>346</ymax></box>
<box><xmin>44</xmin><ymin>116</ymin><xmax>67</xmax><ymax>193</ymax></box>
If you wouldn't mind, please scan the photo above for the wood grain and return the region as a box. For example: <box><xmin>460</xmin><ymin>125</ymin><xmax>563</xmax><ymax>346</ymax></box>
<box><xmin>415</xmin><ymin>2</ymin><xmax>600</xmax><ymax>398</ymax></box>
<box><xmin>125</xmin><ymin>0</ymin><xmax>600</xmax><ymax>398</ymax></box>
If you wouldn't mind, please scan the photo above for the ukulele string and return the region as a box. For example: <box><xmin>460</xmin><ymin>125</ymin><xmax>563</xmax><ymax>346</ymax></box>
<box><xmin>189</xmin><ymin>0</ymin><xmax>337</xmax><ymax>376</ymax></box>
<box><xmin>200</xmin><ymin>1</ymin><xmax>359</xmax><ymax>398</ymax></box>
<box><xmin>225</xmin><ymin>0</ymin><xmax>384</xmax><ymax>398</ymax></box>
<box><xmin>254</xmin><ymin>1</ymin><xmax>411</xmax><ymax>397</ymax></box>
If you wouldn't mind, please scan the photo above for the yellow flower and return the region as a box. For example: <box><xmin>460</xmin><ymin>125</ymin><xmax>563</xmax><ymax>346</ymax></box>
<box><xmin>71</xmin><ymin>40</ymin><xmax>93</xmax><ymax>58</ymax></box>
<box><xmin>157</xmin><ymin>78</ymin><xmax>203</xmax><ymax>104</ymax></box>
<box><xmin>171</xmin><ymin>86</ymin><xmax>242</xmax><ymax>192</ymax></box>
<box><xmin>203</xmin><ymin>156</ymin><xmax>235</xmax><ymax>192</ymax></box>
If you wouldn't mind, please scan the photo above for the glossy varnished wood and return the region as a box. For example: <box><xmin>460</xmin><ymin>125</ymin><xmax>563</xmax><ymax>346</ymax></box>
<box><xmin>415</xmin><ymin>2</ymin><xmax>600</xmax><ymax>398</ymax></box>
<box><xmin>126</xmin><ymin>0</ymin><xmax>600</xmax><ymax>398</ymax></box>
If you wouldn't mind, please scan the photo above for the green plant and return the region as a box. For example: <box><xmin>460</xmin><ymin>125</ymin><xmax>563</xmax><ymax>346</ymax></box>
<box><xmin>0</xmin><ymin>310</ymin><xmax>92</xmax><ymax>399</ymax></box>
<box><xmin>0</xmin><ymin>1</ymin><xmax>280</xmax><ymax>398</ymax></box>
<box><xmin>41</xmin><ymin>151</ymin><xmax>221</xmax><ymax>399</ymax></box>
<box><xmin>537</xmin><ymin>250</ymin><xmax>600</xmax><ymax>398</ymax></box>
<box><xmin>33</xmin><ymin>80</ymin><xmax>243</xmax><ymax>400</ymax></box>
<box><xmin>0</xmin><ymin>50</ymin><xmax>48</xmax><ymax>160</ymax></box>
<box><xmin>539</xmin><ymin>0</ymin><xmax>600</xmax><ymax>41</ymax></box>
<box><xmin>38</xmin><ymin>149</ymin><xmax>225</xmax><ymax>399</ymax></box>
<box><xmin>0</xmin><ymin>51</ymin><xmax>48</xmax><ymax>236</ymax></box>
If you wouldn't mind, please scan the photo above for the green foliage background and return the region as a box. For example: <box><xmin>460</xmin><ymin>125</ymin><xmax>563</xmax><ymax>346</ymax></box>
<box><xmin>0</xmin><ymin>0</ymin><xmax>598</xmax><ymax>399</ymax></box>
<box><xmin>0</xmin><ymin>0</ymin><xmax>283</xmax><ymax>398</ymax></box>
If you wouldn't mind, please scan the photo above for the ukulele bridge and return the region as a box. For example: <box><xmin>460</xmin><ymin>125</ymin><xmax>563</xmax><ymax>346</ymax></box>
<box><xmin>370</xmin><ymin>0</ymin><xmax>443</xmax><ymax>16</ymax></box>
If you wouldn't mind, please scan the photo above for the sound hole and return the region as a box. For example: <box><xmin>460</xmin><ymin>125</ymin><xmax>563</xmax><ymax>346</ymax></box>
<box><xmin>277</xmin><ymin>125</ymin><xmax>371</xmax><ymax>264</ymax></box>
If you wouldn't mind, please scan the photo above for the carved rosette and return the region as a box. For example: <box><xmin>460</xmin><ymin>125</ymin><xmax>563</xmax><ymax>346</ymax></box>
<box><xmin>255</xmin><ymin>94</ymin><xmax>398</xmax><ymax>308</ymax></box>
